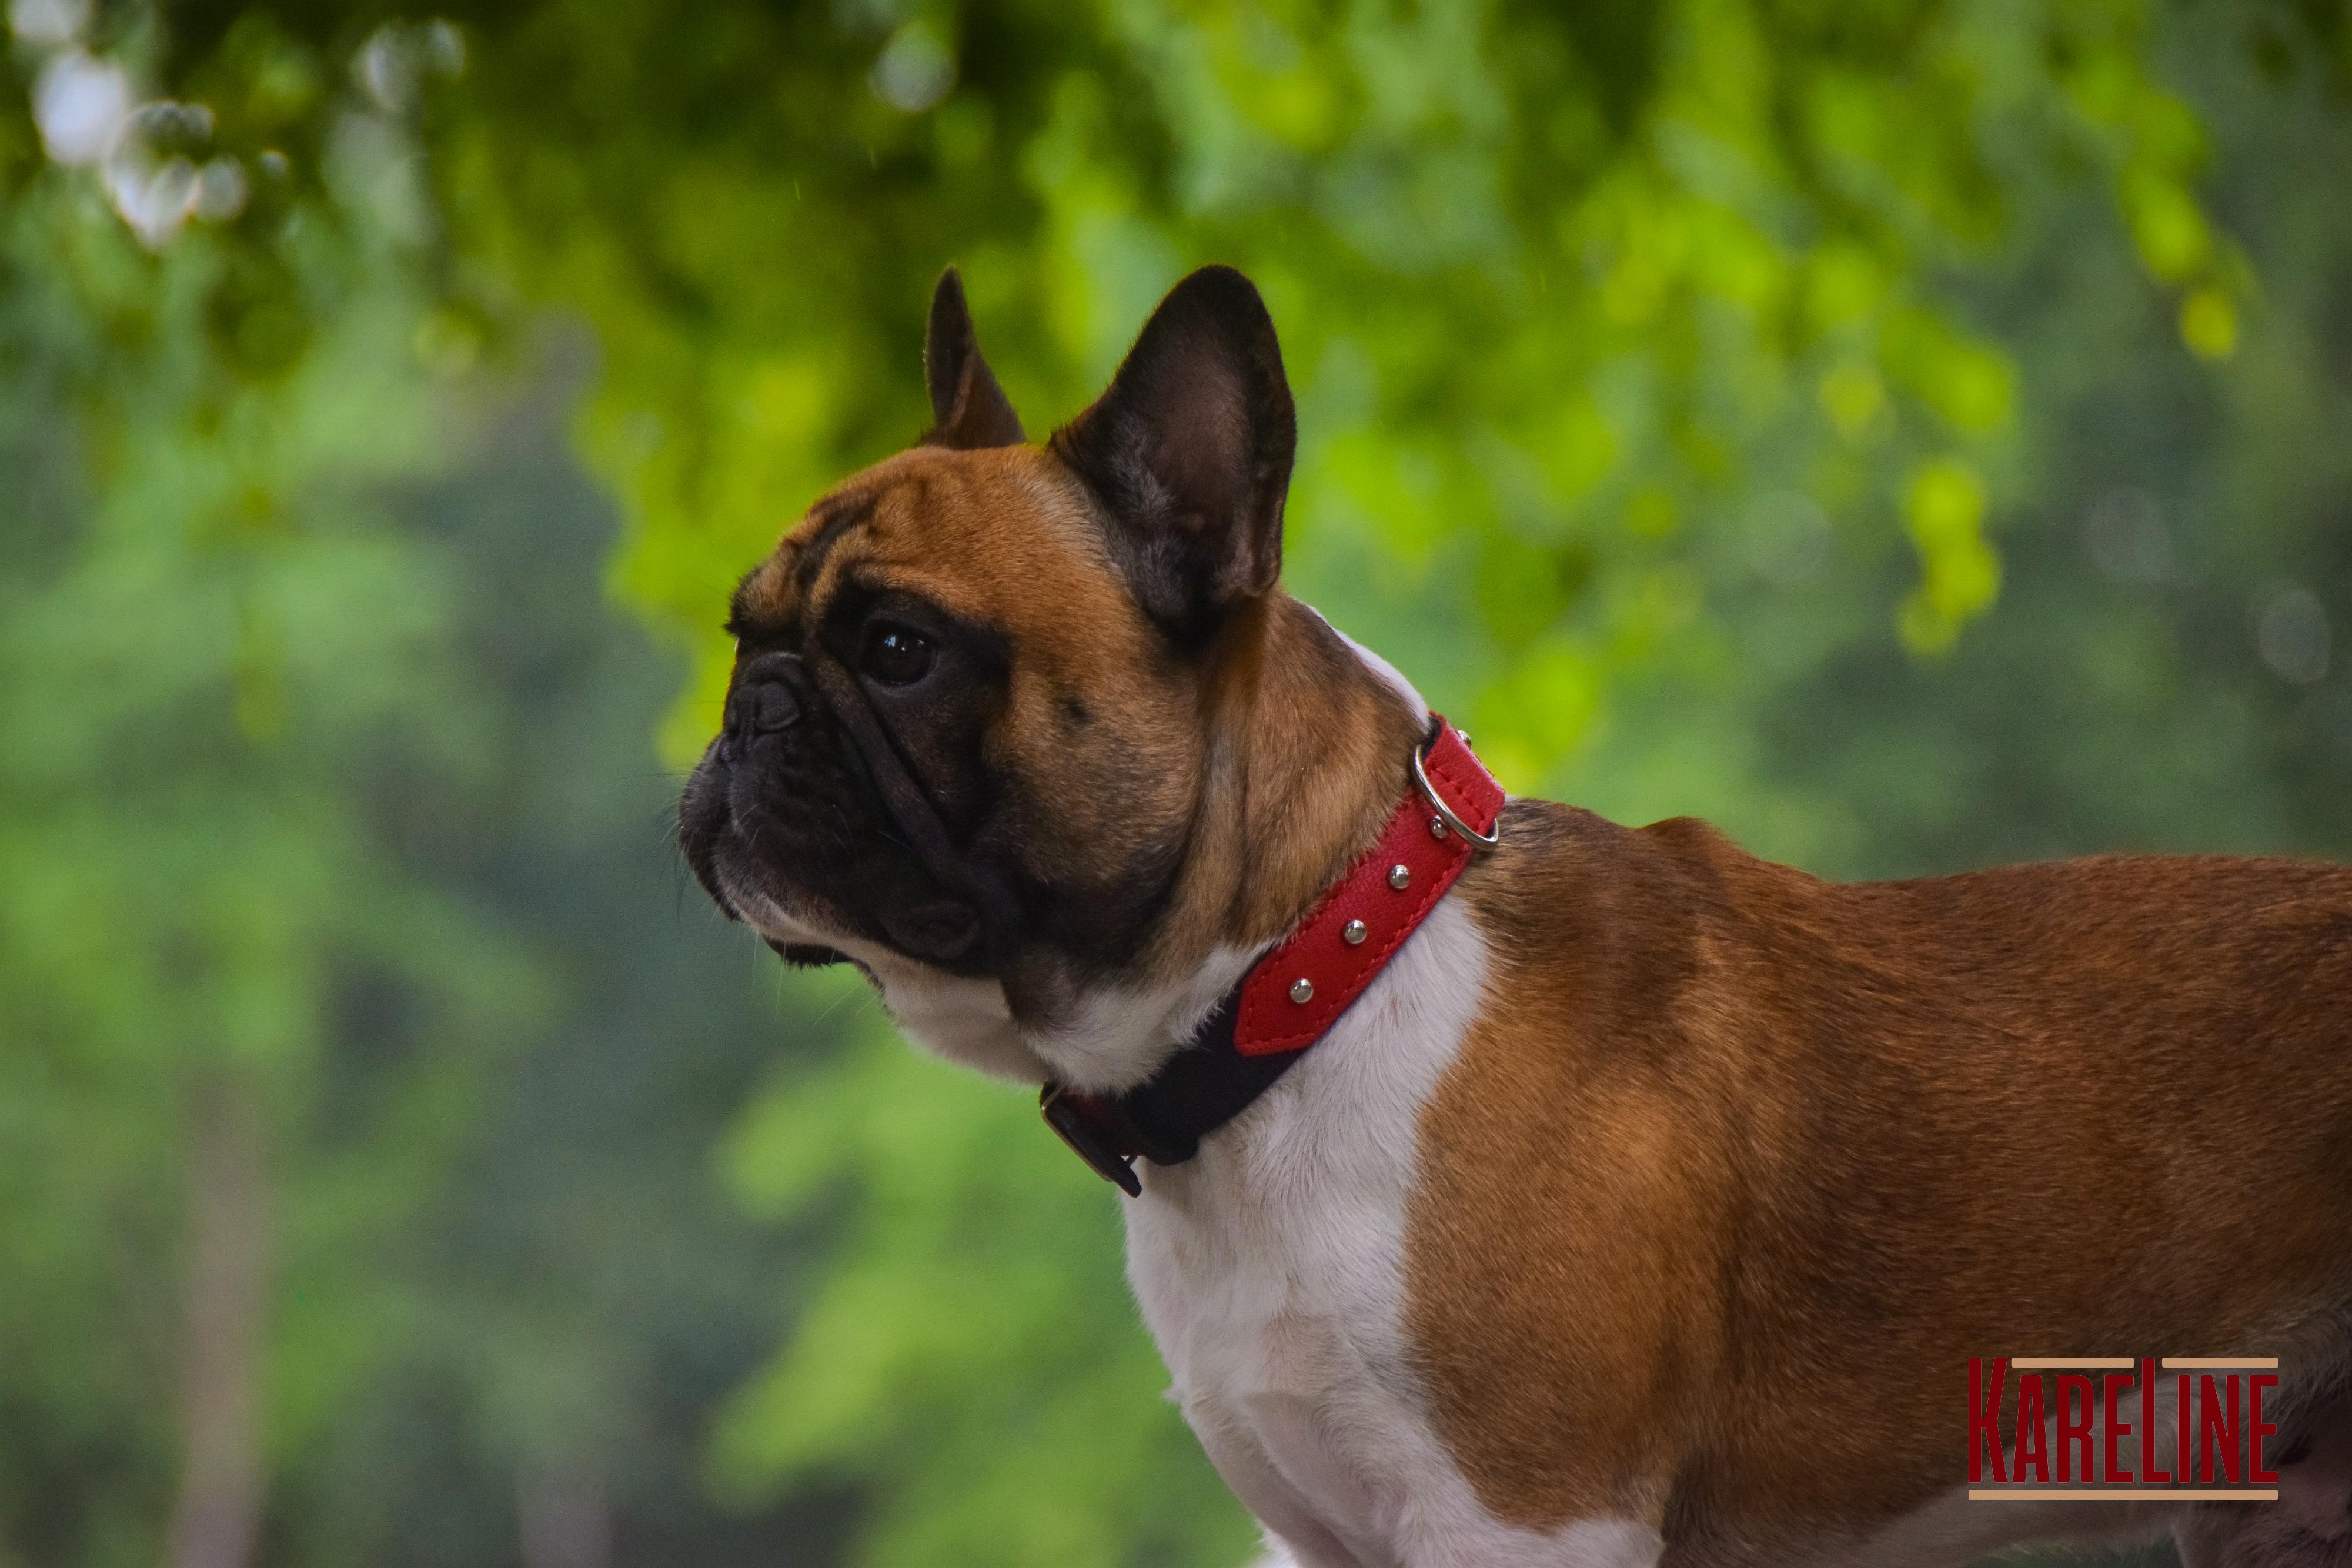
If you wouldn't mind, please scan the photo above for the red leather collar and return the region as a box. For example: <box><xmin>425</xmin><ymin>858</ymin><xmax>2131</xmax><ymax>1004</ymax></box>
<box><xmin>1041</xmin><ymin>716</ymin><xmax>1505</xmax><ymax>1193</ymax></box>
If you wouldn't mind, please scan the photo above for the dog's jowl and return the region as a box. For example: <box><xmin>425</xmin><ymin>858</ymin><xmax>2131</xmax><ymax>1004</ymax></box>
<box><xmin>683</xmin><ymin>265</ymin><xmax>2352</xmax><ymax>1568</ymax></box>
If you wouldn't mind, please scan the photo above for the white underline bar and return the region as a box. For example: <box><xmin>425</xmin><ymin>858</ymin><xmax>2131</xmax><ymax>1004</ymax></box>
<box><xmin>2010</xmin><ymin>1357</ymin><xmax>2134</xmax><ymax>1369</ymax></box>
<box><xmin>1969</xmin><ymin>1490</ymin><xmax>2277</xmax><ymax>1503</ymax></box>
<box><xmin>2161</xmin><ymin>1357</ymin><xmax>2279</xmax><ymax>1369</ymax></box>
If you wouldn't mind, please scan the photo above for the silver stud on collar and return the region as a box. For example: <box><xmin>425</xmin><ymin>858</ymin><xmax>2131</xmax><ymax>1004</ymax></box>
<box><xmin>1342</xmin><ymin>918</ymin><xmax>1368</xmax><ymax>945</ymax></box>
<box><xmin>1289</xmin><ymin>977</ymin><xmax>1315</xmax><ymax>1004</ymax></box>
<box><xmin>1457</xmin><ymin>731</ymin><xmax>1471</xmax><ymax>748</ymax></box>
<box><xmin>1429</xmin><ymin>814</ymin><xmax>1448</xmax><ymax>840</ymax></box>
<box><xmin>1388</xmin><ymin>864</ymin><xmax>1411</xmax><ymax>890</ymax></box>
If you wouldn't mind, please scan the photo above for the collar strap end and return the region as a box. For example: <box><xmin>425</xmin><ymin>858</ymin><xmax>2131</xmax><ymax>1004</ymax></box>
<box><xmin>1040</xmin><ymin>1086</ymin><xmax>1143</xmax><ymax>1196</ymax></box>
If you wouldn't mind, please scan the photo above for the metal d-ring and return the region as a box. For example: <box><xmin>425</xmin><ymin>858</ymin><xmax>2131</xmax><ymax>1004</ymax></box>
<box><xmin>1411</xmin><ymin>737</ymin><xmax>1500</xmax><ymax>850</ymax></box>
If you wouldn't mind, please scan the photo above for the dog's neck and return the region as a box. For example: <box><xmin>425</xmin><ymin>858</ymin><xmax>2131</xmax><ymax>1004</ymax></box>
<box><xmin>1020</xmin><ymin>593</ymin><xmax>1428</xmax><ymax>1092</ymax></box>
<box><xmin>1201</xmin><ymin>592</ymin><xmax>1430</xmax><ymax>952</ymax></box>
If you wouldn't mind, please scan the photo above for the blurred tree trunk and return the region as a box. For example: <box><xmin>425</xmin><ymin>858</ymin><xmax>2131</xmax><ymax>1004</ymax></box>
<box><xmin>518</xmin><ymin>1466</ymin><xmax>613</xmax><ymax>1568</ymax></box>
<box><xmin>166</xmin><ymin>1074</ymin><xmax>269</xmax><ymax>1568</ymax></box>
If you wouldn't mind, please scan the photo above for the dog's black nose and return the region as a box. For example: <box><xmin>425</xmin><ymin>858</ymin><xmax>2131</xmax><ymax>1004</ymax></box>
<box><xmin>725</xmin><ymin>651</ymin><xmax>806</xmax><ymax>742</ymax></box>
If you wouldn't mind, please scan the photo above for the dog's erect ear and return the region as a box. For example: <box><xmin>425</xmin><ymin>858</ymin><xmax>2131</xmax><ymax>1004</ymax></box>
<box><xmin>923</xmin><ymin>267</ymin><xmax>1025</xmax><ymax>450</ymax></box>
<box><xmin>1052</xmin><ymin>266</ymin><xmax>1296</xmax><ymax>641</ymax></box>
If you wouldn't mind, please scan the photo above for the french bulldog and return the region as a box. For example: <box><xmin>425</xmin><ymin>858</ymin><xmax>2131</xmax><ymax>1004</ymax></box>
<box><xmin>681</xmin><ymin>265</ymin><xmax>2352</xmax><ymax>1568</ymax></box>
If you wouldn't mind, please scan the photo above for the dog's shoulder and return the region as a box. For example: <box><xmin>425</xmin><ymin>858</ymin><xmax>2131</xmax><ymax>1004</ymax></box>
<box><xmin>1452</xmin><ymin>797</ymin><xmax>1826</xmax><ymax>1027</ymax></box>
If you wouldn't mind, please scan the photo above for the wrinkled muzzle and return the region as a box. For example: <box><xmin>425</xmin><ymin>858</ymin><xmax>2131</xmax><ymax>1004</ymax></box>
<box><xmin>679</xmin><ymin>649</ymin><xmax>999</xmax><ymax>970</ymax></box>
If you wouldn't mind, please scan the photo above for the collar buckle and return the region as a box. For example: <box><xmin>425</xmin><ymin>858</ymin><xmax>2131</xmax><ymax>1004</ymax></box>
<box><xmin>1412</xmin><ymin>725</ymin><xmax>1502</xmax><ymax>850</ymax></box>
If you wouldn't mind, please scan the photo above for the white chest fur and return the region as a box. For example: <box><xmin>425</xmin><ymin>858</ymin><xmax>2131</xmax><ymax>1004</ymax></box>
<box><xmin>1120</xmin><ymin>897</ymin><xmax>1666</xmax><ymax>1568</ymax></box>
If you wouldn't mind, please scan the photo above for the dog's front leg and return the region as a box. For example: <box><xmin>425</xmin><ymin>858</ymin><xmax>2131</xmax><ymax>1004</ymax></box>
<box><xmin>1246</xmin><ymin>1534</ymin><xmax>1363</xmax><ymax>1568</ymax></box>
<box><xmin>1251</xmin><ymin>1520</ymin><xmax>1372</xmax><ymax>1568</ymax></box>
<box><xmin>1184</xmin><ymin>1410</ymin><xmax>1375</xmax><ymax>1567</ymax></box>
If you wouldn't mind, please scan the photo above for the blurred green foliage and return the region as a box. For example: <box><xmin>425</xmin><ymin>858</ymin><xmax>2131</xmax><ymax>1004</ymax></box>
<box><xmin>5</xmin><ymin>1</ymin><xmax>2352</xmax><ymax>1566</ymax></box>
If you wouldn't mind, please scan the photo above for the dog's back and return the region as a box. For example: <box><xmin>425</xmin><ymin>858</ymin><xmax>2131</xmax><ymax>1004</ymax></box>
<box><xmin>1414</xmin><ymin>801</ymin><xmax>2352</xmax><ymax>1562</ymax></box>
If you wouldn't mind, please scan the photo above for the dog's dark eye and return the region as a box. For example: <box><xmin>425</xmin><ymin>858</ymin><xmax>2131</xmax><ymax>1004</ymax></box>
<box><xmin>859</xmin><ymin>623</ymin><xmax>934</xmax><ymax>686</ymax></box>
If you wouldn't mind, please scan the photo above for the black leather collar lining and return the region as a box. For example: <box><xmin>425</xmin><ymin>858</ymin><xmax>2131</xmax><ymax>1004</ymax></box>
<box><xmin>1040</xmin><ymin>983</ymin><xmax>1308</xmax><ymax>1194</ymax></box>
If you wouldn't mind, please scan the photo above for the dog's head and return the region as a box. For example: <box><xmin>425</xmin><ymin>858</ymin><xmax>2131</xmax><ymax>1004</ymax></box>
<box><xmin>681</xmin><ymin>266</ymin><xmax>1420</xmax><ymax>1086</ymax></box>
